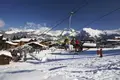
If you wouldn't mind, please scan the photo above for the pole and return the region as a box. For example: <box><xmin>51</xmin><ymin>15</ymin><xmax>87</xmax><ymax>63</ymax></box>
<box><xmin>69</xmin><ymin>12</ymin><xmax>74</xmax><ymax>31</ymax></box>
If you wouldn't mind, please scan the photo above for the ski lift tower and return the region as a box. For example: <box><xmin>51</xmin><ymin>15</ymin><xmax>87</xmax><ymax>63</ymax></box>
<box><xmin>69</xmin><ymin>12</ymin><xmax>74</xmax><ymax>31</ymax></box>
<box><xmin>59</xmin><ymin>12</ymin><xmax>75</xmax><ymax>37</ymax></box>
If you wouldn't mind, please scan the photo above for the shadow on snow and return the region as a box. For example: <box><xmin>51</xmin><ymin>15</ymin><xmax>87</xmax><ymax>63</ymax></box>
<box><xmin>5</xmin><ymin>69</ymin><xmax>35</xmax><ymax>74</ymax></box>
<box><xmin>49</xmin><ymin>66</ymin><xmax>67</xmax><ymax>71</ymax></box>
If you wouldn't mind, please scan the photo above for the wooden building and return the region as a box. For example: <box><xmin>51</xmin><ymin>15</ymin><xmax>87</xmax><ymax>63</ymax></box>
<box><xmin>115</xmin><ymin>36</ymin><xmax>120</xmax><ymax>40</ymax></box>
<box><xmin>5</xmin><ymin>41</ymin><xmax>18</xmax><ymax>49</ymax></box>
<box><xmin>28</xmin><ymin>42</ymin><xmax>48</xmax><ymax>50</ymax></box>
<box><xmin>12</xmin><ymin>38</ymin><xmax>36</xmax><ymax>46</ymax></box>
<box><xmin>0</xmin><ymin>34</ymin><xmax>6</xmax><ymax>50</ymax></box>
<box><xmin>0</xmin><ymin>50</ymin><xmax>12</xmax><ymax>65</ymax></box>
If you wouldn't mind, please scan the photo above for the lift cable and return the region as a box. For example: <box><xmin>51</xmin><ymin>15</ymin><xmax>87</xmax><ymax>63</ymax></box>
<box><xmin>83</xmin><ymin>7</ymin><xmax>120</xmax><ymax>27</ymax></box>
<box><xmin>40</xmin><ymin>0</ymin><xmax>88</xmax><ymax>35</ymax></box>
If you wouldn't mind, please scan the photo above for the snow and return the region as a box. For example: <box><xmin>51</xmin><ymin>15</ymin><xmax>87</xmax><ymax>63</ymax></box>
<box><xmin>12</xmin><ymin>38</ymin><xmax>32</xmax><ymax>42</ymax></box>
<box><xmin>29</xmin><ymin>42</ymin><xmax>48</xmax><ymax>48</ymax></box>
<box><xmin>105</xmin><ymin>29</ymin><xmax>120</xmax><ymax>35</ymax></box>
<box><xmin>83</xmin><ymin>43</ymin><xmax>97</xmax><ymax>47</ymax></box>
<box><xmin>41</xmin><ymin>57</ymin><xmax>48</xmax><ymax>62</ymax></box>
<box><xmin>0</xmin><ymin>50</ymin><xmax>12</xmax><ymax>57</ymax></box>
<box><xmin>61</xmin><ymin>28</ymin><xmax>78</xmax><ymax>37</ymax></box>
<box><xmin>115</xmin><ymin>36</ymin><xmax>120</xmax><ymax>39</ymax></box>
<box><xmin>5</xmin><ymin>28</ymin><xmax>22</xmax><ymax>34</ymax></box>
<box><xmin>107</xmin><ymin>39</ymin><xmax>120</xmax><ymax>42</ymax></box>
<box><xmin>80</xmin><ymin>28</ymin><xmax>120</xmax><ymax>39</ymax></box>
<box><xmin>2</xmin><ymin>37</ymin><xmax>7</xmax><ymax>40</ymax></box>
<box><xmin>45</xmin><ymin>30</ymin><xmax>62</xmax><ymax>37</ymax></box>
<box><xmin>12</xmin><ymin>40</ymin><xmax>21</xmax><ymax>42</ymax></box>
<box><xmin>0</xmin><ymin>47</ymin><xmax>120</xmax><ymax>80</ymax></box>
<box><xmin>20</xmin><ymin>38</ymin><xmax>32</xmax><ymax>42</ymax></box>
<box><xmin>0</xmin><ymin>34</ymin><xmax>3</xmax><ymax>36</ymax></box>
<box><xmin>2</xmin><ymin>27</ymin><xmax>120</xmax><ymax>80</ymax></box>
<box><xmin>5</xmin><ymin>27</ymin><xmax>120</xmax><ymax>41</ymax></box>
<box><xmin>5</xmin><ymin>27</ymin><xmax>78</xmax><ymax>37</ymax></box>
<box><xmin>83</xmin><ymin>28</ymin><xmax>103</xmax><ymax>37</ymax></box>
<box><xmin>6</xmin><ymin>41</ymin><xmax>18</xmax><ymax>45</ymax></box>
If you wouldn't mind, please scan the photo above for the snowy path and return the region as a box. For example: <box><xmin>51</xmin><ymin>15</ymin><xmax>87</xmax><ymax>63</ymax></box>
<box><xmin>0</xmin><ymin>50</ymin><xmax>120</xmax><ymax>80</ymax></box>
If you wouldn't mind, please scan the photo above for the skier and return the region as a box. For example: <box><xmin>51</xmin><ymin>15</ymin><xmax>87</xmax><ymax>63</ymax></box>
<box><xmin>70</xmin><ymin>37</ymin><xmax>76</xmax><ymax>48</ymax></box>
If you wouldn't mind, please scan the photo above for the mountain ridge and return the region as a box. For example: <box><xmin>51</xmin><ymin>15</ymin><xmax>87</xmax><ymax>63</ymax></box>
<box><xmin>1</xmin><ymin>27</ymin><xmax>120</xmax><ymax>40</ymax></box>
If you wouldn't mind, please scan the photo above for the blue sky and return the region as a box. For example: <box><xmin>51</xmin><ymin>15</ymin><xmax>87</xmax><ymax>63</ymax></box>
<box><xmin>0</xmin><ymin>0</ymin><xmax>120</xmax><ymax>30</ymax></box>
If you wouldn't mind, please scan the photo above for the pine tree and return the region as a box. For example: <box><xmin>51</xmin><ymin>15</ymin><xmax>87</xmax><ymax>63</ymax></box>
<box><xmin>12</xmin><ymin>36</ymin><xmax>16</xmax><ymax>40</ymax></box>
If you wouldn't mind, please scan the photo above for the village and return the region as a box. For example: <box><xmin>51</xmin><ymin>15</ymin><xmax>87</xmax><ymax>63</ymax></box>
<box><xmin>0</xmin><ymin>0</ymin><xmax>120</xmax><ymax>79</ymax></box>
<box><xmin>0</xmin><ymin>33</ymin><xmax>49</xmax><ymax>65</ymax></box>
<box><xmin>0</xmin><ymin>31</ymin><xmax>120</xmax><ymax>65</ymax></box>
<box><xmin>0</xmin><ymin>31</ymin><xmax>120</xmax><ymax>80</ymax></box>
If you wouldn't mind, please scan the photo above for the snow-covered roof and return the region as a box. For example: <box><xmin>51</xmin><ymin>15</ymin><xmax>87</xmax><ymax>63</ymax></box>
<box><xmin>0</xmin><ymin>50</ymin><xmax>12</xmax><ymax>57</ymax></box>
<box><xmin>20</xmin><ymin>38</ymin><xmax>32</xmax><ymax>42</ymax></box>
<box><xmin>6</xmin><ymin>41</ymin><xmax>18</xmax><ymax>45</ymax></box>
<box><xmin>29</xmin><ymin>42</ymin><xmax>48</xmax><ymax>48</ymax></box>
<box><xmin>83</xmin><ymin>43</ymin><xmax>96</xmax><ymax>47</ymax></box>
<box><xmin>12</xmin><ymin>40</ymin><xmax>21</xmax><ymax>42</ymax></box>
<box><xmin>115</xmin><ymin>36</ymin><xmax>120</xmax><ymax>39</ymax></box>
<box><xmin>107</xmin><ymin>39</ymin><xmax>120</xmax><ymax>42</ymax></box>
<box><xmin>2</xmin><ymin>37</ymin><xmax>7</xmax><ymax>40</ymax></box>
<box><xmin>13</xmin><ymin>38</ymin><xmax>32</xmax><ymax>42</ymax></box>
<box><xmin>0</xmin><ymin>34</ymin><xmax>3</xmax><ymax>36</ymax></box>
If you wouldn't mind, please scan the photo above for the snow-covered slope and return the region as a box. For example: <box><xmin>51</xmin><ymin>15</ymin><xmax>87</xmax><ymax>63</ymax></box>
<box><xmin>0</xmin><ymin>49</ymin><xmax>120</xmax><ymax>80</ymax></box>
<box><xmin>78</xmin><ymin>28</ymin><xmax>120</xmax><ymax>40</ymax></box>
<box><xmin>82</xmin><ymin>28</ymin><xmax>104</xmax><ymax>37</ymax></box>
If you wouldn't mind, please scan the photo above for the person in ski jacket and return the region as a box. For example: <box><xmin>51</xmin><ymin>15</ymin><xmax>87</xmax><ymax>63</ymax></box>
<box><xmin>64</xmin><ymin>37</ymin><xmax>70</xmax><ymax>50</ymax></box>
<box><xmin>70</xmin><ymin>37</ymin><xmax>76</xmax><ymax>48</ymax></box>
<box><xmin>75</xmin><ymin>39</ymin><xmax>81</xmax><ymax>52</ymax></box>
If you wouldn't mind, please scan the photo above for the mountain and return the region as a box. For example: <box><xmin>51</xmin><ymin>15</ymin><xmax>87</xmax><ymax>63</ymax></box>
<box><xmin>78</xmin><ymin>28</ymin><xmax>120</xmax><ymax>40</ymax></box>
<box><xmin>1</xmin><ymin>27</ymin><xmax>120</xmax><ymax>41</ymax></box>
<box><xmin>3</xmin><ymin>27</ymin><xmax>78</xmax><ymax>41</ymax></box>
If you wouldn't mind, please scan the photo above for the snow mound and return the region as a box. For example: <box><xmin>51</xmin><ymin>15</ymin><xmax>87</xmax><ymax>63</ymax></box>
<box><xmin>41</xmin><ymin>57</ymin><xmax>48</xmax><ymax>62</ymax></box>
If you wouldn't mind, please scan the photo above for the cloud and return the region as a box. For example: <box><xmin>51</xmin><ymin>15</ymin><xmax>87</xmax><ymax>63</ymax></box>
<box><xmin>0</xmin><ymin>19</ymin><xmax>5</xmax><ymax>28</ymax></box>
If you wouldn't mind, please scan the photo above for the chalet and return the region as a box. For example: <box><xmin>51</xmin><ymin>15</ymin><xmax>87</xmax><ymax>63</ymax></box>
<box><xmin>107</xmin><ymin>36</ymin><xmax>120</xmax><ymax>44</ymax></box>
<box><xmin>107</xmin><ymin>39</ymin><xmax>120</xmax><ymax>42</ymax></box>
<box><xmin>0</xmin><ymin>50</ymin><xmax>12</xmax><ymax>65</ymax></box>
<box><xmin>40</xmin><ymin>40</ymin><xmax>52</xmax><ymax>46</ymax></box>
<box><xmin>82</xmin><ymin>43</ymin><xmax>97</xmax><ymax>48</ymax></box>
<box><xmin>0</xmin><ymin>34</ymin><xmax>6</xmax><ymax>50</ymax></box>
<box><xmin>5</xmin><ymin>41</ymin><xmax>18</xmax><ymax>49</ymax></box>
<box><xmin>12</xmin><ymin>38</ymin><xmax>36</xmax><ymax>46</ymax></box>
<box><xmin>0</xmin><ymin>34</ymin><xmax>3</xmax><ymax>40</ymax></box>
<box><xmin>28</xmin><ymin>42</ymin><xmax>48</xmax><ymax>50</ymax></box>
<box><xmin>115</xmin><ymin>36</ymin><xmax>120</xmax><ymax>40</ymax></box>
<box><xmin>98</xmin><ymin>37</ymin><xmax>120</xmax><ymax>48</ymax></box>
<box><xmin>81</xmin><ymin>39</ymin><xmax>97</xmax><ymax>48</ymax></box>
<box><xmin>81</xmin><ymin>39</ymin><xmax>95</xmax><ymax>43</ymax></box>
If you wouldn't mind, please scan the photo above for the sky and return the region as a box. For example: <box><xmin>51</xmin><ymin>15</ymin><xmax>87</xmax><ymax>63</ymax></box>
<box><xmin>0</xmin><ymin>0</ymin><xmax>120</xmax><ymax>30</ymax></box>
